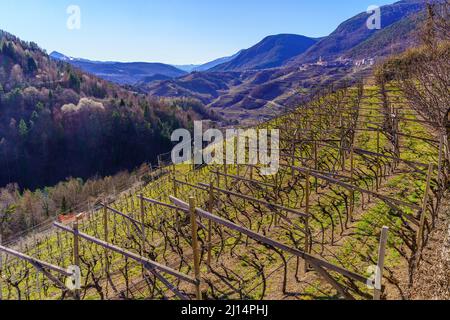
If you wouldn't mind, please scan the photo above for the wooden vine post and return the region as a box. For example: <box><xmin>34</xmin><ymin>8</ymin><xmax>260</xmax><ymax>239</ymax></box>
<box><xmin>314</xmin><ymin>141</ymin><xmax>318</xmax><ymax>192</ymax></box>
<box><xmin>375</xmin><ymin>130</ymin><xmax>381</xmax><ymax>191</ymax></box>
<box><xmin>103</xmin><ymin>202</ymin><xmax>110</xmax><ymax>276</ymax></box>
<box><xmin>189</xmin><ymin>197</ymin><xmax>202</xmax><ymax>300</ymax></box>
<box><xmin>224</xmin><ymin>161</ymin><xmax>229</xmax><ymax>189</ymax></box>
<box><xmin>373</xmin><ymin>226</ymin><xmax>389</xmax><ymax>300</ymax></box>
<box><xmin>376</xmin><ymin>129</ymin><xmax>381</xmax><ymax>155</ymax></box>
<box><xmin>158</xmin><ymin>155</ymin><xmax>162</xmax><ymax>171</ymax></box>
<box><xmin>376</xmin><ymin>128</ymin><xmax>381</xmax><ymax>191</ymax></box>
<box><xmin>172</xmin><ymin>165</ymin><xmax>181</xmax><ymax>230</ymax></box>
<box><xmin>35</xmin><ymin>267</ymin><xmax>42</xmax><ymax>300</ymax></box>
<box><xmin>73</xmin><ymin>216</ymin><xmax>81</xmax><ymax>300</ymax></box>
<box><xmin>172</xmin><ymin>165</ymin><xmax>177</xmax><ymax>196</ymax></box>
<box><xmin>303</xmin><ymin>170</ymin><xmax>311</xmax><ymax>274</ymax></box>
<box><xmin>395</xmin><ymin>109</ymin><xmax>400</xmax><ymax>167</ymax></box>
<box><xmin>417</xmin><ymin>164</ymin><xmax>433</xmax><ymax>251</ymax></box>
<box><xmin>438</xmin><ymin>133</ymin><xmax>444</xmax><ymax>189</ymax></box>
<box><xmin>139</xmin><ymin>194</ymin><xmax>146</xmax><ymax>256</ymax></box>
<box><xmin>349</xmin><ymin>146</ymin><xmax>355</xmax><ymax>223</ymax></box>
<box><xmin>207</xmin><ymin>182</ymin><xmax>214</xmax><ymax>270</ymax></box>
<box><xmin>236</xmin><ymin>132</ymin><xmax>241</xmax><ymax>177</ymax></box>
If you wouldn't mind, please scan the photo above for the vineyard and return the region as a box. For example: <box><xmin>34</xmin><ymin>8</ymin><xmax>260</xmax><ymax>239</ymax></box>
<box><xmin>0</xmin><ymin>83</ymin><xmax>447</xmax><ymax>301</ymax></box>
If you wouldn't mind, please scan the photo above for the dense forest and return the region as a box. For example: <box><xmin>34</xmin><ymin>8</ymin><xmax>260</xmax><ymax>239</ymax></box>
<box><xmin>0</xmin><ymin>30</ymin><xmax>217</xmax><ymax>190</ymax></box>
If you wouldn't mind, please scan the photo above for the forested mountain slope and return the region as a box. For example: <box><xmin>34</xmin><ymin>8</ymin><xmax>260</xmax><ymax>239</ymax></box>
<box><xmin>289</xmin><ymin>0</ymin><xmax>426</xmax><ymax>65</ymax></box>
<box><xmin>0</xmin><ymin>30</ymin><xmax>213</xmax><ymax>190</ymax></box>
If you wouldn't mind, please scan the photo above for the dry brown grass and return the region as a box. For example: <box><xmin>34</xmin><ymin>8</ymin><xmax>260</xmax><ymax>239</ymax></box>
<box><xmin>407</xmin><ymin>193</ymin><xmax>450</xmax><ymax>300</ymax></box>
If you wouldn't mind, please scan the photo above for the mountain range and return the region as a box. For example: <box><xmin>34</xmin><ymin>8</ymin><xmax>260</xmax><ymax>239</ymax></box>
<box><xmin>0</xmin><ymin>0</ymin><xmax>431</xmax><ymax>190</ymax></box>
<box><xmin>51</xmin><ymin>0</ymin><xmax>426</xmax><ymax>103</ymax></box>
<box><xmin>211</xmin><ymin>34</ymin><xmax>319</xmax><ymax>71</ymax></box>
<box><xmin>143</xmin><ymin>0</ymin><xmax>427</xmax><ymax>123</ymax></box>
<box><xmin>49</xmin><ymin>52</ymin><xmax>188</xmax><ymax>85</ymax></box>
<box><xmin>50</xmin><ymin>0</ymin><xmax>429</xmax><ymax>124</ymax></box>
<box><xmin>289</xmin><ymin>0</ymin><xmax>426</xmax><ymax>65</ymax></box>
<box><xmin>50</xmin><ymin>50</ymin><xmax>248</xmax><ymax>84</ymax></box>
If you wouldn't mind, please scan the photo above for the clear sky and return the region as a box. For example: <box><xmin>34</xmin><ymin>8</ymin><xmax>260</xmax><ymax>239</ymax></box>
<box><xmin>0</xmin><ymin>0</ymin><xmax>396</xmax><ymax>65</ymax></box>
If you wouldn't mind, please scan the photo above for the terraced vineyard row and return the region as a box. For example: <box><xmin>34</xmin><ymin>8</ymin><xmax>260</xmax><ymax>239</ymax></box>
<box><xmin>0</xmin><ymin>83</ymin><xmax>445</xmax><ymax>300</ymax></box>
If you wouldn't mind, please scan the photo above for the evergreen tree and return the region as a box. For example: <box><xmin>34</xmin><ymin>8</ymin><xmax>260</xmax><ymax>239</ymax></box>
<box><xmin>69</xmin><ymin>72</ymin><xmax>81</xmax><ymax>93</ymax></box>
<box><xmin>18</xmin><ymin>119</ymin><xmax>28</xmax><ymax>137</ymax></box>
<box><xmin>27</xmin><ymin>56</ymin><xmax>38</xmax><ymax>73</ymax></box>
<box><xmin>61</xmin><ymin>196</ymin><xmax>68</xmax><ymax>214</ymax></box>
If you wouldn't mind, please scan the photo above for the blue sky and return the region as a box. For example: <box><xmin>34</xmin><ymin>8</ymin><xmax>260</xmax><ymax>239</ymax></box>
<box><xmin>0</xmin><ymin>0</ymin><xmax>396</xmax><ymax>64</ymax></box>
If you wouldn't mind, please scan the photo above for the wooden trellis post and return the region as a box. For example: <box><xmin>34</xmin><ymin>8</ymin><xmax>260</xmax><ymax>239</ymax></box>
<box><xmin>57</xmin><ymin>229</ymin><xmax>63</xmax><ymax>266</ymax></box>
<box><xmin>224</xmin><ymin>161</ymin><xmax>229</xmax><ymax>188</ymax></box>
<box><xmin>314</xmin><ymin>142</ymin><xmax>318</xmax><ymax>192</ymax></box>
<box><xmin>158</xmin><ymin>155</ymin><xmax>163</xmax><ymax>170</ymax></box>
<box><xmin>103</xmin><ymin>203</ymin><xmax>110</xmax><ymax>277</ymax></box>
<box><xmin>394</xmin><ymin>109</ymin><xmax>400</xmax><ymax>168</ymax></box>
<box><xmin>172</xmin><ymin>165</ymin><xmax>181</xmax><ymax>230</ymax></box>
<box><xmin>73</xmin><ymin>217</ymin><xmax>81</xmax><ymax>300</ymax></box>
<box><xmin>376</xmin><ymin>129</ymin><xmax>380</xmax><ymax>154</ymax></box>
<box><xmin>303</xmin><ymin>170</ymin><xmax>311</xmax><ymax>274</ymax></box>
<box><xmin>172</xmin><ymin>165</ymin><xmax>177</xmax><ymax>196</ymax></box>
<box><xmin>54</xmin><ymin>221</ymin><xmax>195</xmax><ymax>301</ymax></box>
<box><xmin>349</xmin><ymin>146</ymin><xmax>355</xmax><ymax>223</ymax></box>
<box><xmin>140</xmin><ymin>194</ymin><xmax>146</xmax><ymax>256</ymax></box>
<box><xmin>374</xmin><ymin>226</ymin><xmax>389</xmax><ymax>300</ymax></box>
<box><xmin>417</xmin><ymin>164</ymin><xmax>433</xmax><ymax>251</ymax></box>
<box><xmin>342</xmin><ymin>142</ymin><xmax>347</xmax><ymax>172</ymax></box>
<box><xmin>0</xmin><ymin>244</ymin><xmax>74</xmax><ymax>299</ymax></box>
<box><xmin>35</xmin><ymin>268</ymin><xmax>42</xmax><ymax>300</ymax></box>
<box><xmin>189</xmin><ymin>197</ymin><xmax>202</xmax><ymax>300</ymax></box>
<box><xmin>207</xmin><ymin>182</ymin><xmax>214</xmax><ymax>271</ymax></box>
<box><xmin>236</xmin><ymin>133</ymin><xmax>241</xmax><ymax>177</ymax></box>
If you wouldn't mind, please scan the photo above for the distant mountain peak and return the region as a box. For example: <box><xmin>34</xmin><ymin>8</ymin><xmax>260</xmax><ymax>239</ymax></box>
<box><xmin>49</xmin><ymin>51</ymin><xmax>187</xmax><ymax>85</ymax></box>
<box><xmin>50</xmin><ymin>51</ymin><xmax>72</xmax><ymax>61</ymax></box>
<box><xmin>211</xmin><ymin>34</ymin><xmax>318</xmax><ymax>72</ymax></box>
